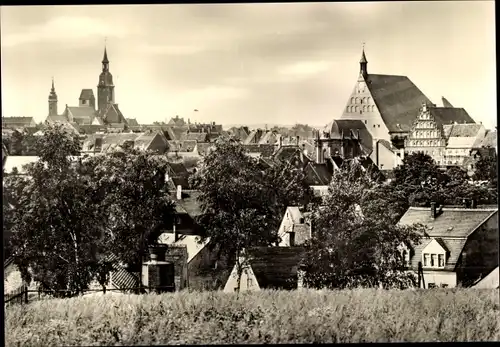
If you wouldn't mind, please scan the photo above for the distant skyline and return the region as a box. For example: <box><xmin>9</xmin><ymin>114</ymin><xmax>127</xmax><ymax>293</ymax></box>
<box><xmin>1</xmin><ymin>2</ymin><xmax>496</xmax><ymax>128</ymax></box>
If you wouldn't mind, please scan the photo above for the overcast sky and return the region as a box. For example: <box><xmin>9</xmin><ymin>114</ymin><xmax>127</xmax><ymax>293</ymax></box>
<box><xmin>1</xmin><ymin>2</ymin><xmax>496</xmax><ymax>128</ymax></box>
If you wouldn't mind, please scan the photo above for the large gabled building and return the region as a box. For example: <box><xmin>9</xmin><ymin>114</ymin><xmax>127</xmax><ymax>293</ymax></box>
<box><xmin>338</xmin><ymin>48</ymin><xmax>475</xmax><ymax>145</ymax></box>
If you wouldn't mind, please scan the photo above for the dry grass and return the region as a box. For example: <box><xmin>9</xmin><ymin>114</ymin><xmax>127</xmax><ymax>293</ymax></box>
<box><xmin>5</xmin><ymin>289</ymin><xmax>500</xmax><ymax>345</ymax></box>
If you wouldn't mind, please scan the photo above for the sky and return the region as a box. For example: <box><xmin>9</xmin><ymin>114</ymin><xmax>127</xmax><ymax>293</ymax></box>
<box><xmin>0</xmin><ymin>2</ymin><xmax>496</xmax><ymax>128</ymax></box>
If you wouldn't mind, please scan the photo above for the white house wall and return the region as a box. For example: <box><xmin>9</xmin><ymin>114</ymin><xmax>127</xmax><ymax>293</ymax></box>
<box><xmin>420</xmin><ymin>270</ymin><xmax>457</xmax><ymax>288</ymax></box>
<box><xmin>223</xmin><ymin>264</ymin><xmax>260</xmax><ymax>293</ymax></box>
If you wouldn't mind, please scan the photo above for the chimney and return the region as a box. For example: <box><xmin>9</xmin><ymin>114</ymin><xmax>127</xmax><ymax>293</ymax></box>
<box><xmin>176</xmin><ymin>185</ymin><xmax>182</xmax><ymax>200</ymax></box>
<box><xmin>296</xmin><ymin>135</ymin><xmax>300</xmax><ymax>145</ymax></box>
<box><xmin>430</xmin><ymin>202</ymin><xmax>437</xmax><ymax>219</ymax></box>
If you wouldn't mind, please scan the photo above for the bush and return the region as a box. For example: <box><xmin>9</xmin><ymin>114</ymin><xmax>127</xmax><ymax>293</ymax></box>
<box><xmin>5</xmin><ymin>289</ymin><xmax>499</xmax><ymax>345</ymax></box>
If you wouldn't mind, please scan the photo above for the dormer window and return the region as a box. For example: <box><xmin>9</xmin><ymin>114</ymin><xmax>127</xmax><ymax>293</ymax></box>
<box><xmin>422</xmin><ymin>238</ymin><xmax>447</xmax><ymax>269</ymax></box>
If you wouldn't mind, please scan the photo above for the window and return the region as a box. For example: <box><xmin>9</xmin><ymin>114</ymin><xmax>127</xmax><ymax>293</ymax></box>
<box><xmin>346</xmin><ymin>107</ymin><xmax>350</xmax><ymax>113</ymax></box>
<box><xmin>423</xmin><ymin>252</ymin><xmax>446</xmax><ymax>268</ymax></box>
<box><xmin>364</xmin><ymin>120</ymin><xmax>367</xmax><ymax>124</ymax></box>
<box><xmin>438</xmin><ymin>254</ymin><xmax>445</xmax><ymax>267</ymax></box>
<box><xmin>247</xmin><ymin>276</ymin><xmax>253</xmax><ymax>288</ymax></box>
<box><xmin>423</xmin><ymin>254</ymin><xmax>430</xmax><ymax>266</ymax></box>
<box><xmin>440</xmin><ymin>283</ymin><xmax>448</xmax><ymax>288</ymax></box>
<box><xmin>355</xmin><ymin>106</ymin><xmax>359</xmax><ymax>112</ymax></box>
<box><xmin>428</xmin><ymin>283</ymin><xmax>437</xmax><ymax>289</ymax></box>
<box><xmin>377</xmin><ymin>124</ymin><xmax>380</xmax><ymax>128</ymax></box>
<box><xmin>299</xmin><ymin>217</ymin><xmax>305</xmax><ymax>224</ymax></box>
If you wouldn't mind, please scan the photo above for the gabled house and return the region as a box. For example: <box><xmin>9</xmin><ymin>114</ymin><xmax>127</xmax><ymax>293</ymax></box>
<box><xmin>223</xmin><ymin>247</ymin><xmax>305</xmax><ymax>292</ymax></box>
<box><xmin>398</xmin><ymin>204</ymin><xmax>498</xmax><ymax>288</ymax></box>
<box><xmin>2</xmin><ymin>117</ymin><xmax>37</xmax><ymax>130</ymax></box>
<box><xmin>277</xmin><ymin>207</ymin><xmax>312</xmax><ymax>247</ymax></box>
<box><xmin>134</xmin><ymin>131</ymin><xmax>169</xmax><ymax>153</ymax></box>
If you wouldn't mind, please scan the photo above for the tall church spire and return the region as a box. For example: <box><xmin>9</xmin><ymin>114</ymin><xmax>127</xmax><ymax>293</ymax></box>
<box><xmin>48</xmin><ymin>77</ymin><xmax>58</xmax><ymax>117</ymax></box>
<box><xmin>102</xmin><ymin>41</ymin><xmax>109</xmax><ymax>71</ymax></box>
<box><xmin>359</xmin><ymin>43</ymin><xmax>368</xmax><ymax>79</ymax></box>
<box><xmin>98</xmin><ymin>40</ymin><xmax>115</xmax><ymax>115</ymax></box>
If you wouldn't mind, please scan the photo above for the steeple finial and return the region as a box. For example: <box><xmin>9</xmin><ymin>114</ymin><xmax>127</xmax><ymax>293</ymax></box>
<box><xmin>360</xmin><ymin>42</ymin><xmax>367</xmax><ymax>64</ymax></box>
<box><xmin>103</xmin><ymin>37</ymin><xmax>109</xmax><ymax>63</ymax></box>
<box><xmin>51</xmin><ymin>76</ymin><xmax>55</xmax><ymax>91</ymax></box>
<box><xmin>359</xmin><ymin>43</ymin><xmax>368</xmax><ymax>78</ymax></box>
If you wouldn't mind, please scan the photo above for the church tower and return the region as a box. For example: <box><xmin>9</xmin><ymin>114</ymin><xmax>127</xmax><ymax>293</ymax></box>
<box><xmin>48</xmin><ymin>77</ymin><xmax>58</xmax><ymax>117</ymax></box>
<box><xmin>97</xmin><ymin>46</ymin><xmax>115</xmax><ymax>116</ymax></box>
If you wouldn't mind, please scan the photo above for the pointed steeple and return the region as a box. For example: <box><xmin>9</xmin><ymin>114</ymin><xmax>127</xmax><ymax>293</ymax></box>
<box><xmin>48</xmin><ymin>77</ymin><xmax>58</xmax><ymax>117</ymax></box>
<box><xmin>103</xmin><ymin>46</ymin><xmax>109</xmax><ymax>64</ymax></box>
<box><xmin>49</xmin><ymin>77</ymin><xmax>57</xmax><ymax>99</ymax></box>
<box><xmin>359</xmin><ymin>43</ymin><xmax>368</xmax><ymax>79</ymax></box>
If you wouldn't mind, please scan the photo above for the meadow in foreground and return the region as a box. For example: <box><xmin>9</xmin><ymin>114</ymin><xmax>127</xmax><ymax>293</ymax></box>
<box><xmin>5</xmin><ymin>288</ymin><xmax>500</xmax><ymax>346</ymax></box>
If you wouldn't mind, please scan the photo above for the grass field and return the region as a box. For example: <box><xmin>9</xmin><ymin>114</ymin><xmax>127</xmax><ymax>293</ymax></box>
<box><xmin>5</xmin><ymin>288</ymin><xmax>500</xmax><ymax>345</ymax></box>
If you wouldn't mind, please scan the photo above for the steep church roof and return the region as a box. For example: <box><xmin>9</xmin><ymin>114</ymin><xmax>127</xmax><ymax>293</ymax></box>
<box><xmin>349</xmin><ymin>49</ymin><xmax>476</xmax><ymax>134</ymax></box>
<box><xmin>365</xmin><ymin>74</ymin><xmax>433</xmax><ymax>133</ymax></box>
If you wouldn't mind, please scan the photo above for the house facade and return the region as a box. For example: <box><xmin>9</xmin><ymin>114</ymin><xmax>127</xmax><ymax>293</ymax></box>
<box><xmin>405</xmin><ymin>103</ymin><xmax>491</xmax><ymax>169</ymax></box>
<box><xmin>398</xmin><ymin>204</ymin><xmax>498</xmax><ymax>288</ymax></box>
<box><xmin>277</xmin><ymin>207</ymin><xmax>312</xmax><ymax>247</ymax></box>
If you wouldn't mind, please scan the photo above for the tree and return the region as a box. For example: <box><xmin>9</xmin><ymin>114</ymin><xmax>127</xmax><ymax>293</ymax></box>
<box><xmin>190</xmin><ymin>137</ymin><xmax>313</xmax><ymax>291</ymax></box>
<box><xmin>392</xmin><ymin>152</ymin><xmax>447</xmax><ymax>208</ymax></box>
<box><xmin>8</xmin><ymin>124</ymin><xmax>106</xmax><ymax>296</ymax></box>
<box><xmin>473</xmin><ymin>154</ymin><xmax>497</xmax><ymax>185</ymax></box>
<box><xmin>9</xmin><ymin>130</ymin><xmax>24</xmax><ymax>155</ymax></box>
<box><xmin>302</xmin><ymin>161</ymin><xmax>423</xmax><ymax>290</ymax></box>
<box><xmin>83</xmin><ymin>146</ymin><xmax>176</xmax><ymax>291</ymax></box>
